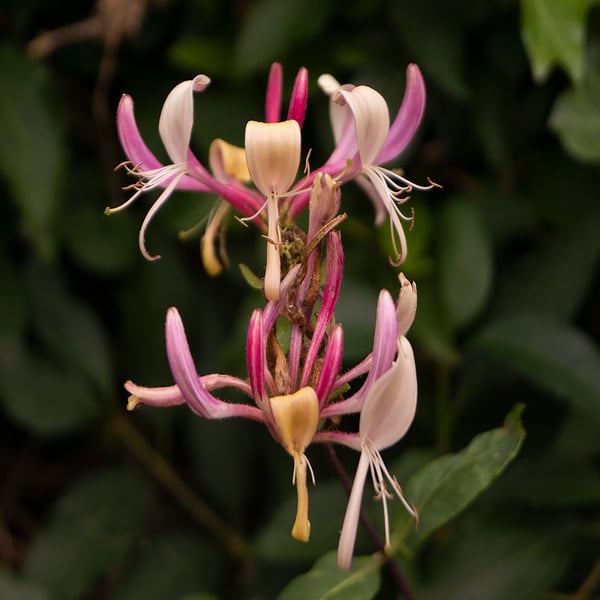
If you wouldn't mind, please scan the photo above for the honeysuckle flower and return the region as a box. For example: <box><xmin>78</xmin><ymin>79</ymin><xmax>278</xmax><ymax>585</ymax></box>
<box><xmin>244</xmin><ymin>119</ymin><xmax>302</xmax><ymax>301</ymax></box>
<box><xmin>109</xmin><ymin>63</ymin><xmax>308</xmax><ymax>269</ymax></box>
<box><xmin>288</xmin><ymin>64</ymin><xmax>435</xmax><ymax>265</ymax></box>
<box><xmin>334</xmin><ymin>278</ymin><xmax>418</xmax><ymax>571</ymax></box>
<box><xmin>336</xmin><ymin>335</ymin><xmax>417</xmax><ymax>571</ymax></box>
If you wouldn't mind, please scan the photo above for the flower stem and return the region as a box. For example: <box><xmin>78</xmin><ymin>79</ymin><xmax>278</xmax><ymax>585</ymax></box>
<box><xmin>326</xmin><ymin>445</ymin><xmax>415</xmax><ymax>600</ymax></box>
<box><xmin>110</xmin><ymin>413</ymin><xmax>248</xmax><ymax>558</ymax></box>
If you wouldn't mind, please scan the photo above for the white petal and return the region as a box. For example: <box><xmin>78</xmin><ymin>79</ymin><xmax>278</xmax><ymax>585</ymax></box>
<box><xmin>334</xmin><ymin>86</ymin><xmax>389</xmax><ymax>165</ymax></box>
<box><xmin>159</xmin><ymin>75</ymin><xmax>210</xmax><ymax>164</ymax></box>
<box><xmin>359</xmin><ymin>337</ymin><xmax>417</xmax><ymax>451</ymax></box>
<box><xmin>244</xmin><ymin>120</ymin><xmax>301</xmax><ymax>197</ymax></box>
<box><xmin>337</xmin><ymin>451</ymin><xmax>370</xmax><ymax>571</ymax></box>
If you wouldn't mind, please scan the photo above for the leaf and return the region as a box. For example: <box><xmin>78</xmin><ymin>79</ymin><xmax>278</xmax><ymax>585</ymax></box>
<box><xmin>417</xmin><ymin>521</ymin><xmax>569</xmax><ymax>600</ymax></box>
<box><xmin>277</xmin><ymin>551</ymin><xmax>381</xmax><ymax>600</ymax></box>
<box><xmin>395</xmin><ymin>405</ymin><xmax>526</xmax><ymax>546</ymax></box>
<box><xmin>27</xmin><ymin>259</ymin><xmax>113</xmax><ymax>394</ymax></box>
<box><xmin>24</xmin><ymin>466</ymin><xmax>152</xmax><ymax>600</ymax></box>
<box><xmin>390</xmin><ymin>0</ymin><xmax>468</xmax><ymax>98</ymax></box>
<box><xmin>439</xmin><ymin>197</ymin><xmax>493</xmax><ymax>329</ymax></box>
<box><xmin>493</xmin><ymin>208</ymin><xmax>600</xmax><ymax>320</ymax></box>
<box><xmin>549</xmin><ymin>46</ymin><xmax>600</xmax><ymax>163</ymax></box>
<box><xmin>0</xmin><ymin>45</ymin><xmax>65</xmax><ymax>258</ymax></box>
<box><xmin>234</xmin><ymin>0</ymin><xmax>334</xmax><ymax>75</ymax></box>
<box><xmin>0</xmin><ymin>567</ymin><xmax>49</xmax><ymax>600</ymax></box>
<box><xmin>476</xmin><ymin>313</ymin><xmax>600</xmax><ymax>421</ymax></box>
<box><xmin>112</xmin><ymin>531</ymin><xmax>224</xmax><ymax>600</ymax></box>
<box><xmin>0</xmin><ymin>336</ymin><xmax>99</xmax><ymax>434</ymax></box>
<box><xmin>520</xmin><ymin>0</ymin><xmax>588</xmax><ymax>83</ymax></box>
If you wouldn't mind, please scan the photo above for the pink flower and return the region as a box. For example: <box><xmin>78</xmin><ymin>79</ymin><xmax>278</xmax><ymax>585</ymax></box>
<box><xmin>290</xmin><ymin>64</ymin><xmax>435</xmax><ymax>264</ymax></box>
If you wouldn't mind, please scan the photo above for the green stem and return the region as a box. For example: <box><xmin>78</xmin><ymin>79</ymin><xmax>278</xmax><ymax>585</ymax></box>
<box><xmin>110</xmin><ymin>413</ymin><xmax>248</xmax><ymax>558</ymax></box>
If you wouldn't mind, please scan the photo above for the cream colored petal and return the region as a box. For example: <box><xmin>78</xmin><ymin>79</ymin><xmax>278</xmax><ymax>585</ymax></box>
<box><xmin>334</xmin><ymin>85</ymin><xmax>390</xmax><ymax>165</ymax></box>
<box><xmin>244</xmin><ymin>120</ymin><xmax>301</xmax><ymax>197</ymax></box>
<box><xmin>359</xmin><ymin>337</ymin><xmax>417</xmax><ymax>451</ymax></box>
<box><xmin>396</xmin><ymin>273</ymin><xmax>417</xmax><ymax>337</ymax></box>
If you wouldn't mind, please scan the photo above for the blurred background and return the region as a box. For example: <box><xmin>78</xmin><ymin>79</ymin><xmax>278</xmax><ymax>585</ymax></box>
<box><xmin>0</xmin><ymin>0</ymin><xmax>599</xmax><ymax>598</ymax></box>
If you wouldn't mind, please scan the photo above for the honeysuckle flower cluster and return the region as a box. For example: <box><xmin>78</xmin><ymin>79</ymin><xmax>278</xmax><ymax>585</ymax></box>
<box><xmin>113</xmin><ymin>62</ymin><xmax>432</xmax><ymax>570</ymax></box>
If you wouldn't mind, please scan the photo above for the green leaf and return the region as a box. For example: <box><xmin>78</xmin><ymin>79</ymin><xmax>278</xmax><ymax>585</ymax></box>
<box><xmin>24</xmin><ymin>467</ymin><xmax>152</xmax><ymax>600</ymax></box>
<box><xmin>234</xmin><ymin>0</ymin><xmax>334</xmax><ymax>75</ymax></box>
<box><xmin>520</xmin><ymin>0</ymin><xmax>588</xmax><ymax>83</ymax></box>
<box><xmin>476</xmin><ymin>313</ymin><xmax>600</xmax><ymax>420</ymax></box>
<box><xmin>112</xmin><ymin>531</ymin><xmax>224</xmax><ymax>600</ymax></box>
<box><xmin>494</xmin><ymin>208</ymin><xmax>600</xmax><ymax>320</ymax></box>
<box><xmin>0</xmin><ymin>336</ymin><xmax>99</xmax><ymax>434</ymax></box>
<box><xmin>439</xmin><ymin>197</ymin><xmax>493</xmax><ymax>329</ymax></box>
<box><xmin>0</xmin><ymin>45</ymin><xmax>64</xmax><ymax>258</ymax></box>
<box><xmin>549</xmin><ymin>46</ymin><xmax>600</xmax><ymax>163</ymax></box>
<box><xmin>417</xmin><ymin>522</ymin><xmax>569</xmax><ymax>600</ymax></box>
<box><xmin>395</xmin><ymin>405</ymin><xmax>526</xmax><ymax>546</ymax></box>
<box><xmin>390</xmin><ymin>0</ymin><xmax>468</xmax><ymax>98</ymax></box>
<box><xmin>277</xmin><ymin>551</ymin><xmax>382</xmax><ymax>600</ymax></box>
<box><xmin>27</xmin><ymin>260</ymin><xmax>113</xmax><ymax>394</ymax></box>
<box><xmin>0</xmin><ymin>567</ymin><xmax>49</xmax><ymax>600</ymax></box>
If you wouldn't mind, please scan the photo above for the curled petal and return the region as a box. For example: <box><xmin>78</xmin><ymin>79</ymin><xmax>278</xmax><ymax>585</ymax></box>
<box><xmin>159</xmin><ymin>75</ymin><xmax>210</xmax><ymax>164</ymax></box>
<box><xmin>118</xmin><ymin>95</ymin><xmax>162</xmax><ymax>171</ymax></box>
<box><xmin>360</xmin><ymin>337</ymin><xmax>417</xmax><ymax>450</ymax></box>
<box><xmin>321</xmin><ymin>289</ymin><xmax>397</xmax><ymax>418</ymax></box>
<box><xmin>376</xmin><ymin>64</ymin><xmax>426</xmax><ymax>164</ymax></box>
<box><xmin>165</xmin><ymin>307</ymin><xmax>261</xmax><ymax>420</ymax></box>
<box><xmin>396</xmin><ymin>273</ymin><xmax>417</xmax><ymax>336</ymax></box>
<box><xmin>245</xmin><ymin>120</ymin><xmax>301</xmax><ymax>196</ymax></box>
<box><xmin>333</xmin><ymin>85</ymin><xmax>390</xmax><ymax>166</ymax></box>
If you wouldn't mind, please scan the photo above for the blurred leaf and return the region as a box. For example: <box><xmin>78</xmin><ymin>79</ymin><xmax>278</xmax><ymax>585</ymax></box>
<box><xmin>0</xmin><ymin>255</ymin><xmax>26</xmax><ymax>335</ymax></box>
<box><xmin>24</xmin><ymin>466</ymin><xmax>152</xmax><ymax>600</ymax></box>
<box><xmin>411</xmin><ymin>277</ymin><xmax>459</xmax><ymax>366</ymax></box>
<box><xmin>494</xmin><ymin>209</ymin><xmax>600</xmax><ymax>320</ymax></box>
<box><xmin>477</xmin><ymin>313</ymin><xmax>600</xmax><ymax>420</ymax></box>
<box><xmin>27</xmin><ymin>260</ymin><xmax>113</xmax><ymax>394</ymax></box>
<box><xmin>0</xmin><ymin>45</ymin><xmax>64</xmax><ymax>258</ymax></box>
<box><xmin>64</xmin><ymin>173</ymin><xmax>138</xmax><ymax>274</ymax></box>
<box><xmin>520</xmin><ymin>0</ymin><xmax>588</xmax><ymax>83</ymax></box>
<box><xmin>391</xmin><ymin>0</ymin><xmax>468</xmax><ymax>98</ymax></box>
<box><xmin>0</xmin><ymin>567</ymin><xmax>49</xmax><ymax>600</ymax></box>
<box><xmin>395</xmin><ymin>405</ymin><xmax>525</xmax><ymax>546</ymax></box>
<box><xmin>0</xmin><ymin>336</ymin><xmax>99</xmax><ymax>434</ymax></box>
<box><xmin>439</xmin><ymin>197</ymin><xmax>493</xmax><ymax>329</ymax></box>
<box><xmin>234</xmin><ymin>0</ymin><xmax>334</xmax><ymax>75</ymax></box>
<box><xmin>549</xmin><ymin>46</ymin><xmax>600</xmax><ymax>163</ymax></box>
<box><xmin>277</xmin><ymin>551</ymin><xmax>381</xmax><ymax>600</ymax></box>
<box><xmin>168</xmin><ymin>37</ymin><xmax>233</xmax><ymax>76</ymax></box>
<box><xmin>112</xmin><ymin>531</ymin><xmax>223</xmax><ymax>600</ymax></box>
<box><xmin>417</xmin><ymin>521</ymin><xmax>568</xmax><ymax>600</ymax></box>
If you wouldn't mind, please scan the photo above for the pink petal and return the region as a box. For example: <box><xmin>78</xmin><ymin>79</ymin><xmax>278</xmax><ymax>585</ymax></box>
<box><xmin>165</xmin><ymin>307</ymin><xmax>261</xmax><ymax>420</ymax></box>
<box><xmin>287</xmin><ymin>67</ymin><xmax>308</xmax><ymax>127</ymax></box>
<box><xmin>375</xmin><ymin>64</ymin><xmax>426</xmax><ymax>165</ymax></box>
<box><xmin>265</xmin><ymin>62</ymin><xmax>283</xmax><ymax>123</ymax></box>
<box><xmin>315</xmin><ymin>324</ymin><xmax>343</xmax><ymax>408</ymax></box>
